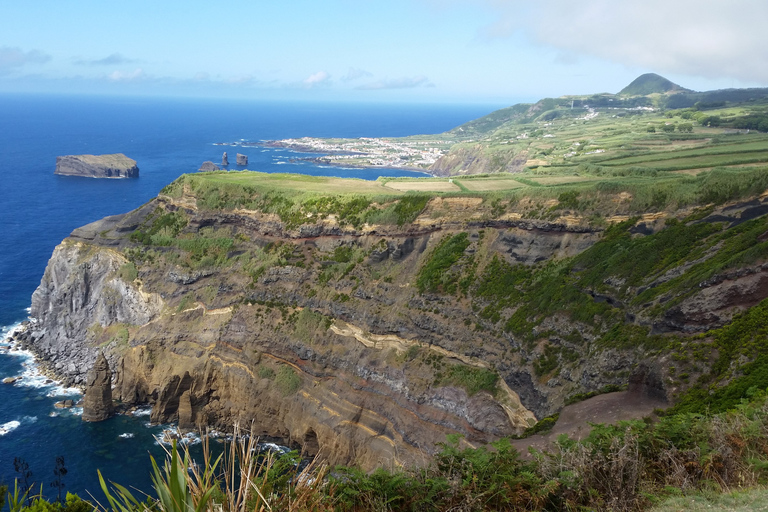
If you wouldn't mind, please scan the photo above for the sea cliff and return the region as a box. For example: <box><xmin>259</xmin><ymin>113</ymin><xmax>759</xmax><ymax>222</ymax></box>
<box><xmin>24</xmin><ymin>170</ymin><xmax>768</xmax><ymax>469</ymax></box>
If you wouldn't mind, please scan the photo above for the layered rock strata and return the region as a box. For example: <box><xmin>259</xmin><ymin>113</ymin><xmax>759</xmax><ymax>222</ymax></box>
<box><xmin>26</xmin><ymin>185</ymin><xmax>768</xmax><ymax>469</ymax></box>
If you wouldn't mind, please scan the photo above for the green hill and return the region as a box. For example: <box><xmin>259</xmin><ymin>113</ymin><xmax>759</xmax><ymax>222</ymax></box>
<box><xmin>619</xmin><ymin>72</ymin><xmax>691</xmax><ymax>96</ymax></box>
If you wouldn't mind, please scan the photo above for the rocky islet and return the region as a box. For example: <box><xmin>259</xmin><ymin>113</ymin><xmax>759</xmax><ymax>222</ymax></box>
<box><xmin>55</xmin><ymin>154</ymin><xmax>139</xmax><ymax>178</ymax></box>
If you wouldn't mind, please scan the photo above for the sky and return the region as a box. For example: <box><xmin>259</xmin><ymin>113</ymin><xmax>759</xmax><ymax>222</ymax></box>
<box><xmin>1</xmin><ymin>0</ymin><xmax>767</xmax><ymax>104</ymax></box>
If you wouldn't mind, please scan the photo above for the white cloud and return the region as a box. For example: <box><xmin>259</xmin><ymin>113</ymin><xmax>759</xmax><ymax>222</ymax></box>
<box><xmin>341</xmin><ymin>67</ymin><xmax>373</xmax><ymax>82</ymax></box>
<box><xmin>303</xmin><ymin>71</ymin><xmax>332</xmax><ymax>87</ymax></box>
<box><xmin>443</xmin><ymin>0</ymin><xmax>768</xmax><ymax>85</ymax></box>
<box><xmin>76</xmin><ymin>53</ymin><xmax>137</xmax><ymax>66</ymax></box>
<box><xmin>225</xmin><ymin>74</ymin><xmax>256</xmax><ymax>84</ymax></box>
<box><xmin>0</xmin><ymin>46</ymin><xmax>50</xmax><ymax>73</ymax></box>
<box><xmin>107</xmin><ymin>68</ymin><xmax>146</xmax><ymax>82</ymax></box>
<box><xmin>357</xmin><ymin>75</ymin><xmax>433</xmax><ymax>90</ymax></box>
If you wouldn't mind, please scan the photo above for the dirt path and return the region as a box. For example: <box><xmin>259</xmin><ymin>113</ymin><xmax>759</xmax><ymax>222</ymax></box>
<box><xmin>512</xmin><ymin>391</ymin><xmax>668</xmax><ymax>456</ymax></box>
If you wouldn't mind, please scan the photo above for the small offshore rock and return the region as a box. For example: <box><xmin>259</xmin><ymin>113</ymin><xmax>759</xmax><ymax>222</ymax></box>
<box><xmin>236</xmin><ymin>153</ymin><xmax>248</xmax><ymax>165</ymax></box>
<box><xmin>222</xmin><ymin>152</ymin><xmax>229</xmax><ymax>166</ymax></box>
<box><xmin>2</xmin><ymin>376</ymin><xmax>19</xmax><ymax>384</ymax></box>
<box><xmin>54</xmin><ymin>399</ymin><xmax>75</xmax><ymax>409</ymax></box>
<box><xmin>82</xmin><ymin>352</ymin><xmax>114</xmax><ymax>422</ymax></box>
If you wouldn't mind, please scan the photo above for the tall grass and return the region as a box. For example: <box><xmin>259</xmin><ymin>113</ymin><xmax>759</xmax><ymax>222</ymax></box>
<box><xmin>96</xmin><ymin>424</ymin><xmax>330</xmax><ymax>512</ymax></box>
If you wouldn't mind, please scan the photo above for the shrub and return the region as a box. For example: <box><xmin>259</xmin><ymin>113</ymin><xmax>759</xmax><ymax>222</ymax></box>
<box><xmin>437</xmin><ymin>364</ymin><xmax>498</xmax><ymax>396</ymax></box>
<box><xmin>117</xmin><ymin>262</ymin><xmax>138</xmax><ymax>282</ymax></box>
<box><xmin>275</xmin><ymin>366</ymin><xmax>301</xmax><ymax>395</ymax></box>
<box><xmin>416</xmin><ymin>233</ymin><xmax>470</xmax><ymax>294</ymax></box>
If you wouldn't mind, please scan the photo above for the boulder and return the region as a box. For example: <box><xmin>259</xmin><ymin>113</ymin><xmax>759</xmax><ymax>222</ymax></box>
<box><xmin>2</xmin><ymin>376</ymin><xmax>19</xmax><ymax>384</ymax></box>
<box><xmin>236</xmin><ymin>153</ymin><xmax>248</xmax><ymax>166</ymax></box>
<box><xmin>54</xmin><ymin>399</ymin><xmax>75</xmax><ymax>409</ymax></box>
<box><xmin>222</xmin><ymin>152</ymin><xmax>229</xmax><ymax>166</ymax></box>
<box><xmin>55</xmin><ymin>154</ymin><xmax>139</xmax><ymax>178</ymax></box>
<box><xmin>199</xmin><ymin>161</ymin><xmax>220</xmax><ymax>172</ymax></box>
<box><xmin>82</xmin><ymin>352</ymin><xmax>114</xmax><ymax>422</ymax></box>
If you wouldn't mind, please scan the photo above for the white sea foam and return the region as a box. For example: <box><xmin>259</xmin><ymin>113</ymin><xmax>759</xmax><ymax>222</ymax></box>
<box><xmin>0</xmin><ymin>321</ymin><xmax>82</xmax><ymax>398</ymax></box>
<box><xmin>119</xmin><ymin>433</ymin><xmax>135</xmax><ymax>439</ymax></box>
<box><xmin>156</xmin><ymin>428</ymin><xmax>201</xmax><ymax>446</ymax></box>
<box><xmin>259</xmin><ymin>442</ymin><xmax>290</xmax><ymax>454</ymax></box>
<box><xmin>70</xmin><ymin>407</ymin><xmax>83</xmax><ymax>416</ymax></box>
<box><xmin>132</xmin><ymin>407</ymin><xmax>152</xmax><ymax>417</ymax></box>
<box><xmin>49</xmin><ymin>411</ymin><xmax>59</xmax><ymax>417</ymax></box>
<box><xmin>275</xmin><ymin>161</ymin><xmax>287</xmax><ymax>165</ymax></box>
<box><xmin>1</xmin><ymin>320</ymin><xmax>26</xmax><ymax>346</ymax></box>
<box><xmin>46</xmin><ymin>384</ymin><xmax>82</xmax><ymax>397</ymax></box>
<box><xmin>0</xmin><ymin>420</ymin><xmax>21</xmax><ymax>436</ymax></box>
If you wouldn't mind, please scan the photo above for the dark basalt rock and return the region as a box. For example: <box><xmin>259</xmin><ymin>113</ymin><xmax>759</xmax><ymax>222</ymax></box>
<box><xmin>82</xmin><ymin>352</ymin><xmax>114</xmax><ymax>422</ymax></box>
<box><xmin>222</xmin><ymin>152</ymin><xmax>229</xmax><ymax>166</ymax></box>
<box><xmin>236</xmin><ymin>153</ymin><xmax>248</xmax><ymax>166</ymax></box>
<box><xmin>55</xmin><ymin>154</ymin><xmax>139</xmax><ymax>179</ymax></box>
<box><xmin>199</xmin><ymin>161</ymin><xmax>221</xmax><ymax>172</ymax></box>
<box><xmin>628</xmin><ymin>363</ymin><xmax>667</xmax><ymax>402</ymax></box>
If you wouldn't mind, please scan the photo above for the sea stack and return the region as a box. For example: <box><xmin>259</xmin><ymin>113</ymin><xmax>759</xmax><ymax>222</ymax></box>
<box><xmin>236</xmin><ymin>153</ymin><xmax>248</xmax><ymax>166</ymax></box>
<box><xmin>222</xmin><ymin>152</ymin><xmax>229</xmax><ymax>166</ymax></box>
<box><xmin>199</xmin><ymin>161</ymin><xmax>221</xmax><ymax>172</ymax></box>
<box><xmin>82</xmin><ymin>352</ymin><xmax>114</xmax><ymax>422</ymax></box>
<box><xmin>55</xmin><ymin>154</ymin><xmax>139</xmax><ymax>178</ymax></box>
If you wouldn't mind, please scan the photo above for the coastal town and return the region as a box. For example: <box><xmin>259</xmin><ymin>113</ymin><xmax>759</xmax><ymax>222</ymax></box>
<box><xmin>262</xmin><ymin>136</ymin><xmax>453</xmax><ymax>169</ymax></box>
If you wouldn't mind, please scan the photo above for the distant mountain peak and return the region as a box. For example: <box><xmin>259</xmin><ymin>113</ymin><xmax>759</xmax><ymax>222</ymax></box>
<box><xmin>619</xmin><ymin>73</ymin><xmax>691</xmax><ymax>96</ymax></box>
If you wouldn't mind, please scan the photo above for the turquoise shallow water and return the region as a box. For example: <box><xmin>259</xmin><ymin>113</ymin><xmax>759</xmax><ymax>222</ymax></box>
<box><xmin>0</xmin><ymin>94</ymin><xmax>505</xmax><ymax>497</ymax></box>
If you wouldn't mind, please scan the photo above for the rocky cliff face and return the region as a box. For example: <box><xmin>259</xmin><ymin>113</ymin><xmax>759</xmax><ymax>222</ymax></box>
<box><xmin>55</xmin><ymin>154</ymin><xmax>139</xmax><ymax>178</ymax></box>
<box><xmin>26</xmin><ymin>182</ymin><xmax>768</xmax><ymax>469</ymax></box>
<box><xmin>30</xmin><ymin>240</ymin><xmax>162</xmax><ymax>385</ymax></box>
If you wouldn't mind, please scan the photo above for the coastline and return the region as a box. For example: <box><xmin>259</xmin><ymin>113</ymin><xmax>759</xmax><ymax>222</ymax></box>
<box><xmin>1</xmin><ymin>320</ymin><xmax>296</xmax><ymax>452</ymax></box>
<box><xmin>2</xmin><ymin>321</ymin><xmax>84</xmax><ymax>397</ymax></box>
<box><xmin>224</xmin><ymin>138</ymin><xmax>443</xmax><ymax>175</ymax></box>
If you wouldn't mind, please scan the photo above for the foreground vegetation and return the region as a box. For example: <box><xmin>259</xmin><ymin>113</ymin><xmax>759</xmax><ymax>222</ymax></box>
<box><xmin>7</xmin><ymin>392</ymin><xmax>768</xmax><ymax>511</ymax></box>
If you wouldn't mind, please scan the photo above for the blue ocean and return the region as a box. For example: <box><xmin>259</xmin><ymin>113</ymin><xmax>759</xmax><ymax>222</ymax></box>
<box><xmin>0</xmin><ymin>94</ymin><xmax>503</xmax><ymax>498</ymax></box>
